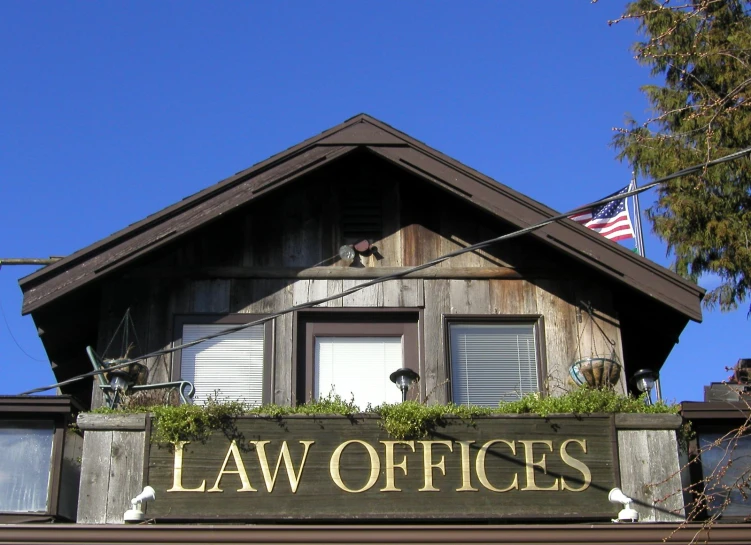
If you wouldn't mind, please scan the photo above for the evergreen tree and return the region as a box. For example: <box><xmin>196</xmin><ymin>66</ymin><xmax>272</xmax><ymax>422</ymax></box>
<box><xmin>612</xmin><ymin>0</ymin><xmax>751</xmax><ymax>312</ymax></box>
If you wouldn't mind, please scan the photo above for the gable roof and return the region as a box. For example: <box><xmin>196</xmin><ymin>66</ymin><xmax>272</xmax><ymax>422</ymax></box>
<box><xmin>19</xmin><ymin>114</ymin><xmax>704</xmax><ymax>320</ymax></box>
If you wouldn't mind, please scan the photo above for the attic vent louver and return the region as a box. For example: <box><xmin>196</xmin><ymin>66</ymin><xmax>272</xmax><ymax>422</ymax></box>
<box><xmin>341</xmin><ymin>184</ymin><xmax>382</xmax><ymax>243</ymax></box>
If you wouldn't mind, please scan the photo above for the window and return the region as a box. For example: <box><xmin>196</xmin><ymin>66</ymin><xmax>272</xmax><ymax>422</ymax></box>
<box><xmin>0</xmin><ymin>397</ymin><xmax>81</xmax><ymax>522</ymax></box>
<box><xmin>698</xmin><ymin>430</ymin><xmax>751</xmax><ymax>518</ymax></box>
<box><xmin>447</xmin><ymin>317</ymin><xmax>544</xmax><ymax>407</ymax></box>
<box><xmin>296</xmin><ymin>310</ymin><xmax>421</xmax><ymax>407</ymax></box>
<box><xmin>681</xmin><ymin>403</ymin><xmax>751</xmax><ymax>520</ymax></box>
<box><xmin>174</xmin><ymin>315</ymin><xmax>272</xmax><ymax>406</ymax></box>
<box><xmin>0</xmin><ymin>421</ymin><xmax>54</xmax><ymax>513</ymax></box>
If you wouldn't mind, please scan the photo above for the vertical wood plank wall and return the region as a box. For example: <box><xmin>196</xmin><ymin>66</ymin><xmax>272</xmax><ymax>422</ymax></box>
<box><xmin>76</xmin><ymin>414</ymin><xmax>147</xmax><ymax>524</ymax></box>
<box><xmin>94</xmin><ymin>162</ymin><xmax>626</xmax><ymax>407</ymax></box>
<box><xmin>96</xmin><ymin>275</ymin><xmax>624</xmax><ymax>406</ymax></box>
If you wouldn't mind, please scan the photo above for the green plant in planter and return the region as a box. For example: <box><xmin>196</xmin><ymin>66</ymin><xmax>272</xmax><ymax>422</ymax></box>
<box><xmin>374</xmin><ymin>401</ymin><xmax>492</xmax><ymax>439</ymax></box>
<box><xmin>91</xmin><ymin>388</ymin><xmax>678</xmax><ymax>444</ymax></box>
<box><xmin>496</xmin><ymin>388</ymin><xmax>677</xmax><ymax>418</ymax></box>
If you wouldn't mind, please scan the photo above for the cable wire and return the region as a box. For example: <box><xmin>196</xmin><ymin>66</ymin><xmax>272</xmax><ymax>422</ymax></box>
<box><xmin>0</xmin><ymin>297</ymin><xmax>47</xmax><ymax>363</ymax></box>
<box><xmin>18</xmin><ymin>145</ymin><xmax>751</xmax><ymax>396</ymax></box>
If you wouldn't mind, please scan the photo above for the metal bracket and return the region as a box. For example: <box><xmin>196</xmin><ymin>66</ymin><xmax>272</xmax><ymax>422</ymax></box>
<box><xmin>98</xmin><ymin>380</ymin><xmax>195</xmax><ymax>405</ymax></box>
<box><xmin>87</xmin><ymin>345</ymin><xmax>195</xmax><ymax>406</ymax></box>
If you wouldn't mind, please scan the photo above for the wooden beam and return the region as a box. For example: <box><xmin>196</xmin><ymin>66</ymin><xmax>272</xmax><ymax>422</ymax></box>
<box><xmin>125</xmin><ymin>266</ymin><xmax>530</xmax><ymax>280</ymax></box>
<box><xmin>0</xmin><ymin>257</ymin><xmax>62</xmax><ymax>266</ymax></box>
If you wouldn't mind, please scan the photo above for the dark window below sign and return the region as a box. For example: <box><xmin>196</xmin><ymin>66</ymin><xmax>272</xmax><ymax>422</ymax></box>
<box><xmin>0</xmin><ymin>420</ymin><xmax>55</xmax><ymax>513</ymax></box>
<box><xmin>698</xmin><ymin>431</ymin><xmax>751</xmax><ymax>518</ymax></box>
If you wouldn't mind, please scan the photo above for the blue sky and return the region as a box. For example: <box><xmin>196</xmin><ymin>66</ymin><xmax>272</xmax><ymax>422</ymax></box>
<box><xmin>0</xmin><ymin>1</ymin><xmax>746</xmax><ymax>403</ymax></box>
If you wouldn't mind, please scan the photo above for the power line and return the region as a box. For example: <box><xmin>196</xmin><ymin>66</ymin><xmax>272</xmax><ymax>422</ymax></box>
<box><xmin>0</xmin><ymin>298</ymin><xmax>47</xmax><ymax>363</ymax></box>
<box><xmin>17</xmin><ymin>145</ymin><xmax>751</xmax><ymax>397</ymax></box>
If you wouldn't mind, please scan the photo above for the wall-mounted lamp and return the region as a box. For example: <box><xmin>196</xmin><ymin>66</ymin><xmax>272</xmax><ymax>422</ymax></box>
<box><xmin>338</xmin><ymin>245</ymin><xmax>356</xmax><ymax>261</ymax></box>
<box><xmin>632</xmin><ymin>369</ymin><xmax>658</xmax><ymax>405</ymax></box>
<box><xmin>390</xmin><ymin>368</ymin><xmax>420</xmax><ymax>402</ymax></box>
<box><xmin>608</xmin><ymin>487</ymin><xmax>639</xmax><ymax>522</ymax></box>
<box><xmin>105</xmin><ymin>362</ymin><xmax>145</xmax><ymax>409</ymax></box>
<box><xmin>339</xmin><ymin>240</ymin><xmax>374</xmax><ymax>264</ymax></box>
<box><xmin>124</xmin><ymin>485</ymin><xmax>156</xmax><ymax>523</ymax></box>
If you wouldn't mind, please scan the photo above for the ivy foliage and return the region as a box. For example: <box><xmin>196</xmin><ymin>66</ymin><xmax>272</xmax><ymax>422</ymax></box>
<box><xmin>495</xmin><ymin>387</ymin><xmax>676</xmax><ymax>418</ymax></box>
<box><xmin>375</xmin><ymin>402</ymin><xmax>492</xmax><ymax>439</ymax></box>
<box><xmin>92</xmin><ymin>389</ymin><xmax>676</xmax><ymax>443</ymax></box>
<box><xmin>611</xmin><ymin>0</ymin><xmax>751</xmax><ymax>311</ymax></box>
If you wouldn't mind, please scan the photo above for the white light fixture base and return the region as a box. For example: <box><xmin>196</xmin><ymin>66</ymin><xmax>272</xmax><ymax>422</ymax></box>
<box><xmin>124</xmin><ymin>507</ymin><xmax>146</xmax><ymax>523</ymax></box>
<box><xmin>615</xmin><ymin>506</ymin><xmax>640</xmax><ymax>523</ymax></box>
<box><xmin>123</xmin><ymin>485</ymin><xmax>156</xmax><ymax>524</ymax></box>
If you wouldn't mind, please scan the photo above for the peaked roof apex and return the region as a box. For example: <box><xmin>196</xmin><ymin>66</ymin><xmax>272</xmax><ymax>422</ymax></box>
<box><xmin>19</xmin><ymin>114</ymin><xmax>704</xmax><ymax>322</ymax></box>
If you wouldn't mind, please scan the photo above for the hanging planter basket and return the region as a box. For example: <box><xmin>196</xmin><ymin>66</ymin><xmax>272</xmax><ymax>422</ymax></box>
<box><xmin>569</xmin><ymin>357</ymin><xmax>622</xmax><ymax>389</ymax></box>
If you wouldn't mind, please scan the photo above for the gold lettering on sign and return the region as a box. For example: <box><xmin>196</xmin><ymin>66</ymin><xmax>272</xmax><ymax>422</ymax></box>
<box><xmin>330</xmin><ymin>440</ymin><xmax>380</xmax><ymax>493</ymax></box>
<box><xmin>559</xmin><ymin>439</ymin><xmax>591</xmax><ymax>492</ymax></box>
<box><xmin>167</xmin><ymin>441</ymin><xmax>206</xmax><ymax>492</ymax></box>
<box><xmin>380</xmin><ymin>441</ymin><xmax>415</xmax><ymax>492</ymax></box>
<box><xmin>519</xmin><ymin>440</ymin><xmax>558</xmax><ymax>491</ymax></box>
<box><xmin>476</xmin><ymin>440</ymin><xmax>519</xmax><ymax>492</ymax></box>
<box><xmin>208</xmin><ymin>440</ymin><xmax>257</xmax><ymax>493</ymax></box>
<box><xmin>251</xmin><ymin>440</ymin><xmax>314</xmax><ymax>493</ymax></box>
<box><xmin>455</xmin><ymin>441</ymin><xmax>478</xmax><ymax>492</ymax></box>
<box><xmin>418</xmin><ymin>440</ymin><xmax>453</xmax><ymax>492</ymax></box>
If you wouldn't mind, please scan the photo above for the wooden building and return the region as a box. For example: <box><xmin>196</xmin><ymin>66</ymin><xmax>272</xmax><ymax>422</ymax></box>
<box><xmin>19</xmin><ymin>114</ymin><xmax>703</xmax><ymax>408</ymax></box>
<box><xmin>5</xmin><ymin>114</ymin><xmax>748</xmax><ymax>543</ymax></box>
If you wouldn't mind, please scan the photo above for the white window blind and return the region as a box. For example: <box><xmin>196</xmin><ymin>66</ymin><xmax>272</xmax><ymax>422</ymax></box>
<box><xmin>315</xmin><ymin>337</ymin><xmax>403</xmax><ymax>408</ymax></box>
<box><xmin>181</xmin><ymin>324</ymin><xmax>264</xmax><ymax>406</ymax></box>
<box><xmin>450</xmin><ymin>323</ymin><xmax>539</xmax><ymax>407</ymax></box>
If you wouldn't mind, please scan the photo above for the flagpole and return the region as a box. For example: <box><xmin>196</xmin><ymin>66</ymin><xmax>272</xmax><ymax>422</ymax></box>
<box><xmin>631</xmin><ymin>170</ymin><xmax>646</xmax><ymax>257</ymax></box>
<box><xmin>630</xmin><ymin>171</ymin><xmax>662</xmax><ymax>401</ymax></box>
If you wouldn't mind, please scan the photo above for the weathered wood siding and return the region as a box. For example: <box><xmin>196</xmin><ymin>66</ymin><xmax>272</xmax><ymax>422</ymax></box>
<box><xmin>76</xmin><ymin>414</ymin><xmax>147</xmax><ymax>523</ymax></box>
<box><xmin>94</xmin><ymin>156</ymin><xmax>625</xmax><ymax>407</ymax></box>
<box><xmin>615</xmin><ymin>414</ymin><xmax>684</xmax><ymax>522</ymax></box>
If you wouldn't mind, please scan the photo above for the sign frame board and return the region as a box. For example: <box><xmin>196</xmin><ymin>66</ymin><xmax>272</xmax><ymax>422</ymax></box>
<box><xmin>145</xmin><ymin>414</ymin><xmax>620</xmax><ymax>521</ymax></box>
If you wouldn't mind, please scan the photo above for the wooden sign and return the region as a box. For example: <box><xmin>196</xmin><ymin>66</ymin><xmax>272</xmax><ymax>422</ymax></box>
<box><xmin>145</xmin><ymin>415</ymin><xmax>618</xmax><ymax>521</ymax></box>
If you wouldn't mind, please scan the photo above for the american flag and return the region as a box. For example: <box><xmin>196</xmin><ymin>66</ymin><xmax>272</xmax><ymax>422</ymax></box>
<box><xmin>569</xmin><ymin>185</ymin><xmax>635</xmax><ymax>242</ymax></box>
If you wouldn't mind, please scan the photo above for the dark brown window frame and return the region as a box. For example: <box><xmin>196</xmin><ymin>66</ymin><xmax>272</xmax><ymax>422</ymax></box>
<box><xmin>173</xmin><ymin>314</ymin><xmax>274</xmax><ymax>405</ymax></box>
<box><xmin>679</xmin><ymin>404</ymin><xmax>751</xmax><ymax>522</ymax></box>
<box><xmin>294</xmin><ymin>308</ymin><xmax>423</xmax><ymax>405</ymax></box>
<box><xmin>0</xmin><ymin>396</ymin><xmax>81</xmax><ymax>523</ymax></box>
<box><xmin>443</xmin><ymin>314</ymin><xmax>547</xmax><ymax>404</ymax></box>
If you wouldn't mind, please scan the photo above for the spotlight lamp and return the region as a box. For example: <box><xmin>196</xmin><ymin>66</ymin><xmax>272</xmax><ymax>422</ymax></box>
<box><xmin>608</xmin><ymin>487</ymin><xmax>639</xmax><ymax>523</ymax></box>
<box><xmin>124</xmin><ymin>485</ymin><xmax>156</xmax><ymax>523</ymax></box>
<box><xmin>389</xmin><ymin>368</ymin><xmax>420</xmax><ymax>402</ymax></box>
<box><xmin>632</xmin><ymin>369</ymin><xmax>658</xmax><ymax>405</ymax></box>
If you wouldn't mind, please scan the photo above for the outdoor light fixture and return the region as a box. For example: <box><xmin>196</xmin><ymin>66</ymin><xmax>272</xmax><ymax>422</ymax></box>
<box><xmin>338</xmin><ymin>245</ymin><xmax>356</xmax><ymax>261</ymax></box>
<box><xmin>108</xmin><ymin>370</ymin><xmax>131</xmax><ymax>394</ymax></box>
<box><xmin>104</xmin><ymin>361</ymin><xmax>145</xmax><ymax>409</ymax></box>
<box><xmin>390</xmin><ymin>368</ymin><xmax>420</xmax><ymax>402</ymax></box>
<box><xmin>123</xmin><ymin>485</ymin><xmax>156</xmax><ymax>523</ymax></box>
<box><xmin>338</xmin><ymin>240</ymin><xmax>373</xmax><ymax>263</ymax></box>
<box><xmin>632</xmin><ymin>369</ymin><xmax>658</xmax><ymax>405</ymax></box>
<box><xmin>608</xmin><ymin>487</ymin><xmax>639</xmax><ymax>523</ymax></box>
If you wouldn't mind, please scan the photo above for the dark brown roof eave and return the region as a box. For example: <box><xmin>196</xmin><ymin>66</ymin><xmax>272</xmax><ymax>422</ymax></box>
<box><xmin>0</xmin><ymin>523</ymin><xmax>749</xmax><ymax>544</ymax></box>
<box><xmin>363</xmin><ymin>144</ymin><xmax>704</xmax><ymax>322</ymax></box>
<box><xmin>19</xmin><ymin>114</ymin><xmax>704</xmax><ymax>322</ymax></box>
<box><xmin>18</xmin><ymin>116</ymin><xmax>385</xmax><ymax>292</ymax></box>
